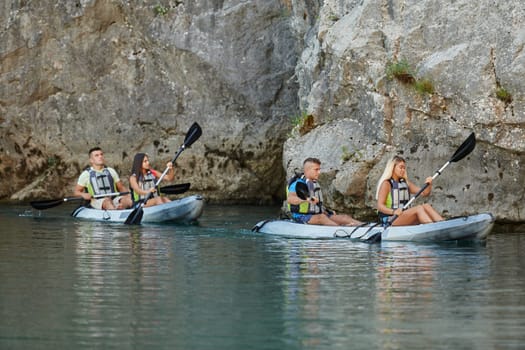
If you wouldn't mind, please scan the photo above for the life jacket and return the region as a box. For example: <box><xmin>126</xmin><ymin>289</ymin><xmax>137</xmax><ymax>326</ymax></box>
<box><xmin>132</xmin><ymin>170</ymin><xmax>158</xmax><ymax>202</ymax></box>
<box><xmin>385</xmin><ymin>177</ymin><xmax>410</xmax><ymax>210</ymax></box>
<box><xmin>286</xmin><ymin>174</ymin><xmax>323</xmax><ymax>215</ymax></box>
<box><xmin>87</xmin><ymin>168</ymin><xmax>117</xmax><ymax>196</ymax></box>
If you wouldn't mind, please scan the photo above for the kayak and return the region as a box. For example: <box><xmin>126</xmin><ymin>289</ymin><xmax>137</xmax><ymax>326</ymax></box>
<box><xmin>71</xmin><ymin>195</ymin><xmax>204</xmax><ymax>223</ymax></box>
<box><xmin>252</xmin><ymin>213</ymin><xmax>494</xmax><ymax>242</ymax></box>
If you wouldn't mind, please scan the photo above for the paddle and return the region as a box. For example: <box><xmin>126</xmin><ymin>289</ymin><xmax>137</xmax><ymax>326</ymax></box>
<box><xmin>294</xmin><ymin>181</ymin><xmax>334</xmax><ymax>215</ymax></box>
<box><xmin>389</xmin><ymin>132</ymin><xmax>476</xmax><ymax>225</ymax></box>
<box><xmin>30</xmin><ymin>192</ymin><xmax>130</xmax><ymax>210</ymax></box>
<box><xmin>294</xmin><ymin>181</ymin><xmax>310</xmax><ymax>200</ymax></box>
<box><xmin>124</xmin><ymin>122</ymin><xmax>202</xmax><ymax>225</ymax></box>
<box><xmin>158</xmin><ymin>183</ymin><xmax>191</xmax><ymax>195</ymax></box>
<box><xmin>31</xmin><ymin>183</ymin><xmax>190</xmax><ymax>211</ymax></box>
<box><xmin>364</xmin><ymin>132</ymin><xmax>476</xmax><ymax>242</ymax></box>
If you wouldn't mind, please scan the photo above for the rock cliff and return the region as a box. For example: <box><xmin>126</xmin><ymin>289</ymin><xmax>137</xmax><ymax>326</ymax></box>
<box><xmin>1</xmin><ymin>0</ymin><xmax>305</xmax><ymax>204</ymax></box>
<box><xmin>286</xmin><ymin>0</ymin><xmax>525</xmax><ymax>222</ymax></box>
<box><xmin>1</xmin><ymin>0</ymin><xmax>523</xmax><ymax>222</ymax></box>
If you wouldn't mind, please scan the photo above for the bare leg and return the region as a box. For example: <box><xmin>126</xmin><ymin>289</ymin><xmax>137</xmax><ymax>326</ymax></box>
<box><xmin>117</xmin><ymin>195</ymin><xmax>133</xmax><ymax>209</ymax></box>
<box><xmin>422</xmin><ymin>203</ymin><xmax>443</xmax><ymax>222</ymax></box>
<box><xmin>102</xmin><ymin>197</ymin><xmax>116</xmax><ymax>210</ymax></box>
<box><xmin>392</xmin><ymin>205</ymin><xmax>433</xmax><ymax>225</ymax></box>
<box><xmin>145</xmin><ymin>196</ymin><xmax>164</xmax><ymax>207</ymax></box>
<box><xmin>330</xmin><ymin>214</ymin><xmax>363</xmax><ymax>226</ymax></box>
<box><xmin>308</xmin><ymin>213</ymin><xmax>339</xmax><ymax>226</ymax></box>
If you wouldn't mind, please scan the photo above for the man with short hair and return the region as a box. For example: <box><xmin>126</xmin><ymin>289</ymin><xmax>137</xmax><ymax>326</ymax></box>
<box><xmin>287</xmin><ymin>157</ymin><xmax>362</xmax><ymax>226</ymax></box>
<box><xmin>73</xmin><ymin>147</ymin><xmax>133</xmax><ymax>210</ymax></box>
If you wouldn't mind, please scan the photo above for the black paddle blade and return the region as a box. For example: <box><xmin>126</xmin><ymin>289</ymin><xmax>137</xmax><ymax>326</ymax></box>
<box><xmin>159</xmin><ymin>183</ymin><xmax>190</xmax><ymax>195</ymax></box>
<box><xmin>450</xmin><ymin>132</ymin><xmax>476</xmax><ymax>163</ymax></box>
<box><xmin>167</xmin><ymin>123</ymin><xmax>202</xmax><ymax>165</ymax></box>
<box><xmin>183</xmin><ymin>122</ymin><xmax>202</xmax><ymax>148</ymax></box>
<box><xmin>363</xmin><ymin>230</ymin><xmax>382</xmax><ymax>243</ymax></box>
<box><xmin>124</xmin><ymin>205</ymin><xmax>144</xmax><ymax>225</ymax></box>
<box><xmin>30</xmin><ymin>198</ymin><xmax>65</xmax><ymax>210</ymax></box>
<box><xmin>30</xmin><ymin>196</ymin><xmax>84</xmax><ymax>210</ymax></box>
<box><xmin>294</xmin><ymin>181</ymin><xmax>309</xmax><ymax>200</ymax></box>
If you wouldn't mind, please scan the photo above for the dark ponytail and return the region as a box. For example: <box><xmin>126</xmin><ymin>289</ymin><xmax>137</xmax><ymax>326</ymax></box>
<box><xmin>131</xmin><ymin>153</ymin><xmax>147</xmax><ymax>181</ymax></box>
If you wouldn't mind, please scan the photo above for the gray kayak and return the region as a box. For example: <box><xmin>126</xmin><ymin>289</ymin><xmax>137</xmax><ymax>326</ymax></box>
<box><xmin>71</xmin><ymin>195</ymin><xmax>204</xmax><ymax>223</ymax></box>
<box><xmin>252</xmin><ymin>213</ymin><xmax>494</xmax><ymax>242</ymax></box>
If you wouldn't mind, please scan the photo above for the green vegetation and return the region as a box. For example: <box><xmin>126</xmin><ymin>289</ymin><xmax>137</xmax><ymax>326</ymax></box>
<box><xmin>290</xmin><ymin>111</ymin><xmax>315</xmax><ymax>136</ymax></box>
<box><xmin>496</xmin><ymin>87</ymin><xmax>512</xmax><ymax>104</ymax></box>
<box><xmin>290</xmin><ymin>111</ymin><xmax>309</xmax><ymax>128</ymax></box>
<box><xmin>280</xmin><ymin>8</ymin><xmax>291</xmax><ymax>17</ymax></box>
<box><xmin>414</xmin><ymin>78</ymin><xmax>434</xmax><ymax>95</ymax></box>
<box><xmin>386</xmin><ymin>59</ymin><xmax>415</xmax><ymax>84</ymax></box>
<box><xmin>47</xmin><ymin>157</ymin><xmax>57</xmax><ymax>167</ymax></box>
<box><xmin>154</xmin><ymin>4</ymin><xmax>169</xmax><ymax>16</ymax></box>
<box><xmin>328</xmin><ymin>13</ymin><xmax>340</xmax><ymax>21</ymax></box>
<box><xmin>386</xmin><ymin>59</ymin><xmax>435</xmax><ymax>95</ymax></box>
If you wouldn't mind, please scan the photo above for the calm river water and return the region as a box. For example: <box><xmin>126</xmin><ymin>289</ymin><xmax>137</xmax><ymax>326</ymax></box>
<box><xmin>1</xmin><ymin>202</ymin><xmax>524</xmax><ymax>349</ymax></box>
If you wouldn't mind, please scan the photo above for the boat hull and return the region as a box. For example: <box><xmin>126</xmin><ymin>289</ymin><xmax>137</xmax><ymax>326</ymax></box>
<box><xmin>252</xmin><ymin>213</ymin><xmax>494</xmax><ymax>242</ymax></box>
<box><xmin>71</xmin><ymin>195</ymin><xmax>204</xmax><ymax>223</ymax></box>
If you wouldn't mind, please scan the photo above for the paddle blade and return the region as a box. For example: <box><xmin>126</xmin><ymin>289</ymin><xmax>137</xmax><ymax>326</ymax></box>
<box><xmin>450</xmin><ymin>132</ymin><xmax>476</xmax><ymax>163</ymax></box>
<box><xmin>30</xmin><ymin>196</ymin><xmax>84</xmax><ymax>210</ymax></box>
<box><xmin>30</xmin><ymin>198</ymin><xmax>65</xmax><ymax>210</ymax></box>
<box><xmin>183</xmin><ymin>122</ymin><xmax>202</xmax><ymax>148</ymax></box>
<box><xmin>294</xmin><ymin>181</ymin><xmax>309</xmax><ymax>200</ymax></box>
<box><xmin>124</xmin><ymin>205</ymin><xmax>144</xmax><ymax>225</ymax></box>
<box><xmin>362</xmin><ymin>230</ymin><xmax>382</xmax><ymax>243</ymax></box>
<box><xmin>167</xmin><ymin>123</ymin><xmax>202</xmax><ymax>166</ymax></box>
<box><xmin>159</xmin><ymin>183</ymin><xmax>190</xmax><ymax>195</ymax></box>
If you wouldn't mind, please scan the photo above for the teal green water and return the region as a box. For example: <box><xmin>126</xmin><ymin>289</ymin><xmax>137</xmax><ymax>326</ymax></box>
<box><xmin>1</xmin><ymin>203</ymin><xmax>524</xmax><ymax>349</ymax></box>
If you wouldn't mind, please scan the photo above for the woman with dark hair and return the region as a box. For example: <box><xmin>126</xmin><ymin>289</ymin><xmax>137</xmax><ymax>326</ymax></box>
<box><xmin>129</xmin><ymin>153</ymin><xmax>175</xmax><ymax>207</ymax></box>
<box><xmin>376</xmin><ymin>155</ymin><xmax>443</xmax><ymax>226</ymax></box>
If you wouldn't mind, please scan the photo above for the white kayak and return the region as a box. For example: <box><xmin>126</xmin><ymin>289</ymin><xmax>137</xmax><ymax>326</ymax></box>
<box><xmin>71</xmin><ymin>195</ymin><xmax>204</xmax><ymax>223</ymax></box>
<box><xmin>252</xmin><ymin>213</ymin><xmax>494</xmax><ymax>242</ymax></box>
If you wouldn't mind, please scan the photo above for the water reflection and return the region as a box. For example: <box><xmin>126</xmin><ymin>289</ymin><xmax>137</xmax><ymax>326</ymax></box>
<box><xmin>281</xmin><ymin>241</ymin><xmax>323</xmax><ymax>348</ymax></box>
<box><xmin>277</xmin><ymin>240</ymin><xmax>380</xmax><ymax>349</ymax></box>
<box><xmin>373</xmin><ymin>242</ymin><xmax>492</xmax><ymax>349</ymax></box>
<box><xmin>274</xmin><ymin>239</ymin><xmax>502</xmax><ymax>349</ymax></box>
<box><xmin>1</xmin><ymin>204</ymin><xmax>525</xmax><ymax>349</ymax></box>
<box><xmin>69</xmin><ymin>222</ymin><xmax>176</xmax><ymax>346</ymax></box>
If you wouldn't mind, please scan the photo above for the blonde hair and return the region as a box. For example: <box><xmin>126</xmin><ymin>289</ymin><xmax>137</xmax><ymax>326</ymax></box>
<box><xmin>375</xmin><ymin>156</ymin><xmax>407</xmax><ymax>199</ymax></box>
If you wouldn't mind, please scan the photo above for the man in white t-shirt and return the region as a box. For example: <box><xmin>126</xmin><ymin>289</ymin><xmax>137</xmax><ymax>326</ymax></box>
<box><xmin>73</xmin><ymin>147</ymin><xmax>133</xmax><ymax>210</ymax></box>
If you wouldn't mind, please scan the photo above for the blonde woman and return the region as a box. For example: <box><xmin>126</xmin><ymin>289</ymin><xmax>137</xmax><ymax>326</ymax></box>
<box><xmin>376</xmin><ymin>155</ymin><xmax>443</xmax><ymax>226</ymax></box>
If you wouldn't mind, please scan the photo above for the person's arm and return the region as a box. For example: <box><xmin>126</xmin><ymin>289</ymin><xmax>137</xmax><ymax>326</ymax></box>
<box><xmin>287</xmin><ymin>191</ymin><xmax>305</xmax><ymax>205</ymax></box>
<box><xmin>116</xmin><ymin>180</ymin><xmax>130</xmax><ymax>194</ymax></box>
<box><xmin>73</xmin><ymin>172</ymin><xmax>91</xmax><ymax>200</ymax></box>
<box><xmin>151</xmin><ymin>163</ymin><xmax>175</xmax><ymax>183</ymax></box>
<box><xmin>163</xmin><ymin>162</ymin><xmax>175</xmax><ymax>181</ymax></box>
<box><xmin>287</xmin><ymin>183</ymin><xmax>318</xmax><ymax>206</ymax></box>
<box><xmin>74</xmin><ymin>184</ymin><xmax>91</xmax><ymax>201</ymax></box>
<box><xmin>377</xmin><ymin>180</ymin><xmax>398</xmax><ymax>216</ymax></box>
<box><xmin>422</xmin><ymin>177</ymin><xmax>433</xmax><ymax>196</ymax></box>
<box><xmin>129</xmin><ymin>175</ymin><xmax>153</xmax><ymax>196</ymax></box>
<box><xmin>408</xmin><ymin>177</ymin><xmax>432</xmax><ymax>197</ymax></box>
